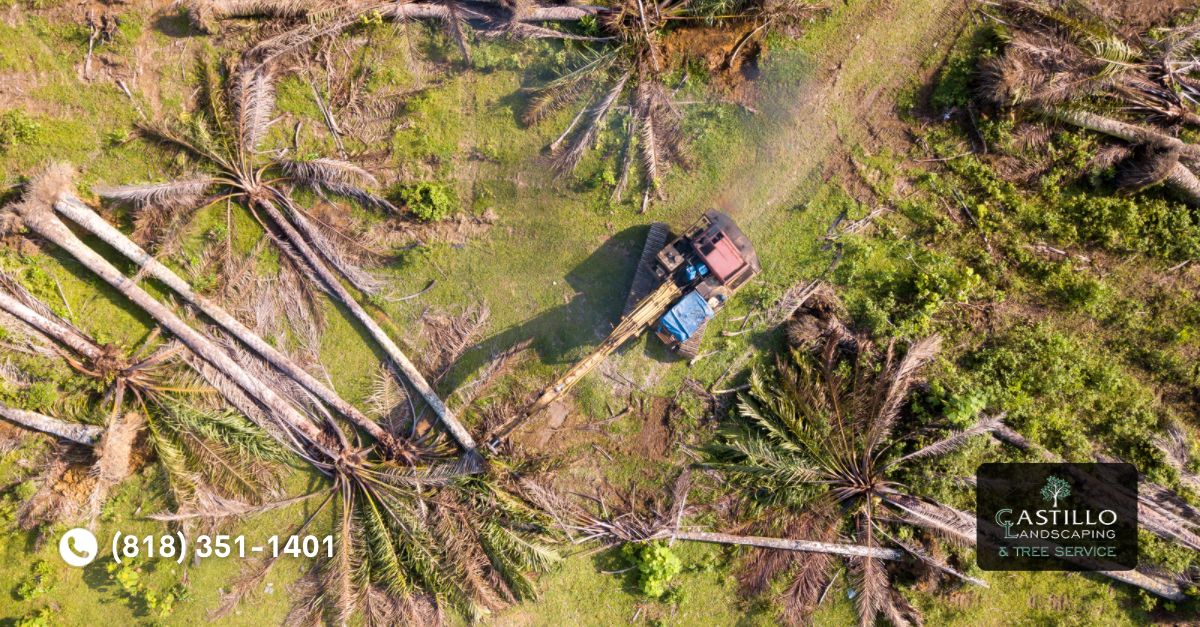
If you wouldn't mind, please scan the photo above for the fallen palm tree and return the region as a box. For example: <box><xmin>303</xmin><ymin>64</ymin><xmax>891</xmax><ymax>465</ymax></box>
<box><xmin>4</xmin><ymin>166</ymin><xmax>564</xmax><ymax>622</ymax></box>
<box><xmin>979</xmin><ymin>0</ymin><xmax>1200</xmax><ymax>205</ymax></box>
<box><xmin>0</xmin><ymin>401</ymin><xmax>103</xmax><ymax>446</ymax></box>
<box><xmin>2</xmin><ymin>165</ymin><xmax>337</xmax><ymax>460</ymax></box>
<box><xmin>701</xmin><ymin>333</ymin><xmax>997</xmax><ymax>625</ymax></box>
<box><xmin>94</xmin><ymin>56</ymin><xmax>477</xmax><ymax>453</ymax></box>
<box><xmin>0</xmin><ymin>270</ymin><xmax>285</xmax><ymax>526</ymax></box>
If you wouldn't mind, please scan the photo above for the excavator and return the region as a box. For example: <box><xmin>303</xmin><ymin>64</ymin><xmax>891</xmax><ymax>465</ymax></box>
<box><xmin>487</xmin><ymin>211</ymin><xmax>760</xmax><ymax>447</ymax></box>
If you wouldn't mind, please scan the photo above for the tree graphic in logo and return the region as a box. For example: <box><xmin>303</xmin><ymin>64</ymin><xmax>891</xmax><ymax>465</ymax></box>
<box><xmin>1041</xmin><ymin>475</ymin><xmax>1071</xmax><ymax>508</ymax></box>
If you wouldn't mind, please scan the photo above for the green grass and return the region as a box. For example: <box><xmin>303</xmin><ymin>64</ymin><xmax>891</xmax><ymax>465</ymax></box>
<box><xmin>2</xmin><ymin>0</ymin><xmax>1193</xmax><ymax>624</ymax></box>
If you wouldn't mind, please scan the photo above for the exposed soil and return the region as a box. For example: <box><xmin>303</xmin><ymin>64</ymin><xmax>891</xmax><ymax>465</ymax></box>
<box><xmin>664</xmin><ymin>24</ymin><xmax>762</xmax><ymax>107</ymax></box>
<box><xmin>630</xmin><ymin>396</ymin><xmax>672</xmax><ymax>460</ymax></box>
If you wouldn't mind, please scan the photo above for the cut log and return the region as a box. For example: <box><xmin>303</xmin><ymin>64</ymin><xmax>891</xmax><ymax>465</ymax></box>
<box><xmin>0</xmin><ymin>401</ymin><xmax>103</xmax><ymax>445</ymax></box>
<box><xmin>667</xmin><ymin>530</ymin><xmax>905</xmax><ymax>560</ymax></box>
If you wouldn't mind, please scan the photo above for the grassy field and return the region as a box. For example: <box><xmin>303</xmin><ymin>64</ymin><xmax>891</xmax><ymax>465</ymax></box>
<box><xmin>0</xmin><ymin>0</ymin><xmax>1197</xmax><ymax>624</ymax></box>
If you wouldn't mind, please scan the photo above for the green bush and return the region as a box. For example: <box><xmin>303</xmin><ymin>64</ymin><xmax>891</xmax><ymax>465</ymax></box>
<box><xmin>0</xmin><ymin>109</ymin><xmax>40</xmax><ymax>153</ymax></box>
<box><xmin>397</xmin><ymin>181</ymin><xmax>455</xmax><ymax>222</ymax></box>
<box><xmin>931</xmin><ymin>25</ymin><xmax>1002</xmax><ymax>110</ymax></box>
<box><xmin>837</xmin><ymin>240</ymin><xmax>980</xmax><ymax>337</ymax></box>
<box><xmin>21</xmin><ymin>382</ymin><xmax>57</xmax><ymax>412</ymax></box>
<box><xmin>621</xmin><ymin>542</ymin><xmax>683</xmax><ymax>599</ymax></box>
<box><xmin>15</xmin><ymin>608</ymin><xmax>51</xmax><ymax>627</ymax></box>
<box><xmin>14</xmin><ymin>560</ymin><xmax>53</xmax><ymax>600</ymax></box>
<box><xmin>960</xmin><ymin>325</ymin><xmax>1164</xmax><ymax>472</ymax></box>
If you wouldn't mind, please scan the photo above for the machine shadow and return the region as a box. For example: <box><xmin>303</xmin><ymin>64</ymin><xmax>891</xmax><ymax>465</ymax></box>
<box><xmin>449</xmin><ymin>224</ymin><xmax>658</xmax><ymax>391</ymax></box>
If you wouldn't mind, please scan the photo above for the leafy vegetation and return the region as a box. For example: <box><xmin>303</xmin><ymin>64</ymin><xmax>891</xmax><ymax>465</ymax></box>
<box><xmin>622</xmin><ymin>541</ymin><xmax>684</xmax><ymax>598</ymax></box>
<box><xmin>398</xmin><ymin>181</ymin><xmax>456</xmax><ymax>222</ymax></box>
<box><xmin>0</xmin><ymin>0</ymin><xmax>1198</xmax><ymax>625</ymax></box>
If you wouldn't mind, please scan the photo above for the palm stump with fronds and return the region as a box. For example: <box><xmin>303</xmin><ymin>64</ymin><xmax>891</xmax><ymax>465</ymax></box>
<box><xmin>704</xmin><ymin>335</ymin><xmax>998</xmax><ymax>626</ymax></box>
<box><xmin>96</xmin><ymin>57</ymin><xmax>478</xmax><ymax>454</ymax></box>
<box><xmin>524</xmin><ymin>0</ymin><xmax>690</xmax><ymax>205</ymax></box>
<box><xmin>0</xmin><ymin>270</ymin><xmax>285</xmax><ymax>526</ymax></box>
<box><xmin>980</xmin><ymin>0</ymin><xmax>1200</xmax><ymax>204</ymax></box>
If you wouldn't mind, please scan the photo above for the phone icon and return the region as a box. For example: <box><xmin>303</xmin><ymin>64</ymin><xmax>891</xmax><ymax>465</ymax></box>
<box><xmin>59</xmin><ymin>528</ymin><xmax>98</xmax><ymax>567</ymax></box>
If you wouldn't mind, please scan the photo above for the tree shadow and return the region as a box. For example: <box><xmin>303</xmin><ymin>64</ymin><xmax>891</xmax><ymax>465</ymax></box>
<box><xmin>442</xmin><ymin>224</ymin><xmax>661</xmax><ymax>392</ymax></box>
<box><xmin>151</xmin><ymin>11</ymin><xmax>203</xmax><ymax>39</ymax></box>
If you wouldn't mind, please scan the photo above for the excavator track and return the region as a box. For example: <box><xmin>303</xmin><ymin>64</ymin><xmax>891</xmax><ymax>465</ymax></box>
<box><xmin>624</xmin><ymin>222</ymin><xmax>670</xmax><ymax>316</ymax></box>
<box><xmin>677</xmin><ymin>321</ymin><xmax>707</xmax><ymax>359</ymax></box>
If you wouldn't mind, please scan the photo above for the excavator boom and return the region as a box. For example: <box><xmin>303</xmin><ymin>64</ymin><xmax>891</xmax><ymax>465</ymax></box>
<box><xmin>487</xmin><ymin>281</ymin><xmax>682</xmax><ymax>445</ymax></box>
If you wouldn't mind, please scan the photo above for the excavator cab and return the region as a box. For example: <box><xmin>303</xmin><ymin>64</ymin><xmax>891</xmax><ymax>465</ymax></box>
<box><xmin>641</xmin><ymin>211</ymin><xmax>760</xmax><ymax>356</ymax></box>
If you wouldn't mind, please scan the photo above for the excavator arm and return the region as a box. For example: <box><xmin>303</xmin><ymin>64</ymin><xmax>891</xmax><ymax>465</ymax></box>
<box><xmin>486</xmin><ymin>280</ymin><xmax>682</xmax><ymax>447</ymax></box>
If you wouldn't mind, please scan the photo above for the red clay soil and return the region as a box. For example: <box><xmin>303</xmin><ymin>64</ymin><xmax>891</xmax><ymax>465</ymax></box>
<box><xmin>663</xmin><ymin>24</ymin><xmax>762</xmax><ymax>106</ymax></box>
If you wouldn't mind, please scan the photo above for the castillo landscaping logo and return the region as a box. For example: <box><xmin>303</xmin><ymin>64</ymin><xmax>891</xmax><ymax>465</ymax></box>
<box><xmin>977</xmin><ymin>463</ymin><xmax>1138</xmax><ymax>571</ymax></box>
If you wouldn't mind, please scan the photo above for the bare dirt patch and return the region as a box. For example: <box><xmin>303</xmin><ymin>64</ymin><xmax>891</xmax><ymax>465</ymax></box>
<box><xmin>630</xmin><ymin>396</ymin><xmax>672</xmax><ymax>459</ymax></box>
<box><xmin>663</xmin><ymin>24</ymin><xmax>761</xmax><ymax>106</ymax></box>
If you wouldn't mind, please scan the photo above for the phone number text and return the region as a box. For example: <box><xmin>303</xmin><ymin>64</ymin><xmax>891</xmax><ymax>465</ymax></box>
<box><xmin>110</xmin><ymin>532</ymin><xmax>333</xmax><ymax>564</ymax></box>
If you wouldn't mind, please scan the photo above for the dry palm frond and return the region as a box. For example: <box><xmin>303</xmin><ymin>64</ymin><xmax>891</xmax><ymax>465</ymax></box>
<box><xmin>1155</xmin><ymin>423</ymin><xmax>1200</xmax><ymax>489</ymax></box>
<box><xmin>147</xmin><ymin>491</ymin><xmax>315</xmax><ymax>522</ymax></box>
<box><xmin>1114</xmin><ymin>141</ymin><xmax>1182</xmax><ymax>189</ymax></box>
<box><xmin>419</xmin><ymin>302</ymin><xmax>491</xmax><ymax>379</ymax></box>
<box><xmin>521</xmin><ymin>55</ymin><xmax>611</xmax><ymax>126</ymax></box>
<box><xmin>635</xmin><ymin>79</ymin><xmax>684</xmax><ymax>192</ymax></box>
<box><xmin>231</xmin><ymin>61</ymin><xmax>277</xmax><ymax>151</ymax></box>
<box><xmin>866</xmin><ymin>335</ymin><xmax>941</xmax><ymax>448</ymax></box>
<box><xmin>185</xmin><ymin>0</ymin><xmax>321</xmax><ymax>33</ymax></box>
<box><xmin>96</xmin><ymin>179</ymin><xmax>217</xmax><ymax>209</ymax></box>
<box><xmin>552</xmin><ymin>72</ymin><xmax>631</xmax><ymax>174</ymax></box>
<box><xmin>450</xmin><ymin>339</ymin><xmax>531</xmax><ymax>411</ymax></box>
<box><xmin>882</xmin><ymin>492</ymin><xmax>976</xmax><ymax>546</ymax></box>
<box><xmin>887</xmin><ymin>413</ymin><xmax>1004</xmax><ymax>468</ymax></box>
<box><xmin>280</xmin><ymin>158</ymin><xmax>397</xmax><ymax>212</ymax></box>
<box><xmin>283</xmin><ymin>204</ymin><xmax>384</xmax><ymax>296</ymax></box>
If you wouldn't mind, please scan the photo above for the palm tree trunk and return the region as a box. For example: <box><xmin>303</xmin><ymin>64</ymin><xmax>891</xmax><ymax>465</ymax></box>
<box><xmin>1100</xmin><ymin>569</ymin><xmax>1187</xmax><ymax>602</ymax></box>
<box><xmin>379</xmin><ymin>3</ymin><xmax>605</xmax><ymax>22</ymax></box>
<box><xmin>1047</xmin><ymin>107</ymin><xmax>1200</xmax><ymax>162</ymax></box>
<box><xmin>255</xmin><ymin>196</ymin><xmax>478</xmax><ymax>453</ymax></box>
<box><xmin>1163</xmin><ymin>163</ymin><xmax>1200</xmax><ymax>206</ymax></box>
<box><xmin>50</xmin><ymin>195</ymin><xmax>402</xmax><ymax>455</ymax></box>
<box><xmin>0</xmin><ymin>401</ymin><xmax>103</xmax><ymax>445</ymax></box>
<box><xmin>0</xmin><ymin>288</ymin><xmax>104</xmax><ymax>363</ymax></box>
<box><xmin>666</xmin><ymin>530</ymin><xmax>905</xmax><ymax>560</ymax></box>
<box><xmin>10</xmin><ymin>186</ymin><xmax>335</xmax><ymax>459</ymax></box>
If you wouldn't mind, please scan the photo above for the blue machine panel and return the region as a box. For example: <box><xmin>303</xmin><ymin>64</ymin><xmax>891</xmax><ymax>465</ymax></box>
<box><xmin>658</xmin><ymin>291</ymin><xmax>714</xmax><ymax>342</ymax></box>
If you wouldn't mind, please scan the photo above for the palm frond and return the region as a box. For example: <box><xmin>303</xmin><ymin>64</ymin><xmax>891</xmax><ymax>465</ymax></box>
<box><xmin>282</xmin><ymin>202</ymin><xmax>384</xmax><ymax>295</ymax></box>
<box><xmin>551</xmin><ymin>71</ymin><xmax>631</xmax><ymax>174</ymax></box>
<box><xmin>96</xmin><ymin>178</ymin><xmax>218</xmax><ymax>210</ymax></box>
<box><xmin>867</xmin><ymin>335</ymin><xmax>941</xmax><ymax>447</ymax></box>
<box><xmin>231</xmin><ymin>61</ymin><xmax>276</xmax><ymax>152</ymax></box>
<box><xmin>887</xmin><ymin>413</ymin><xmax>1002</xmax><ymax>468</ymax></box>
<box><xmin>279</xmin><ymin>158</ymin><xmax>398</xmax><ymax>212</ymax></box>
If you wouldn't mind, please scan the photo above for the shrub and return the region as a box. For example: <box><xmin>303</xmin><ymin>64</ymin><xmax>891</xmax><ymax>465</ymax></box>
<box><xmin>22</xmin><ymin>382</ymin><xmax>57</xmax><ymax>412</ymax></box>
<box><xmin>15</xmin><ymin>560</ymin><xmax>53</xmax><ymax>600</ymax></box>
<box><xmin>931</xmin><ymin>25</ymin><xmax>1002</xmax><ymax>111</ymax></box>
<box><xmin>621</xmin><ymin>542</ymin><xmax>683</xmax><ymax>599</ymax></box>
<box><xmin>0</xmin><ymin>109</ymin><xmax>40</xmax><ymax>153</ymax></box>
<box><xmin>397</xmin><ymin>182</ymin><xmax>455</xmax><ymax>222</ymax></box>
